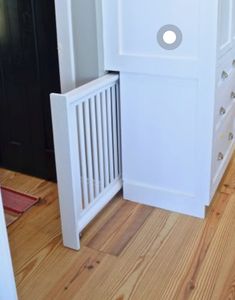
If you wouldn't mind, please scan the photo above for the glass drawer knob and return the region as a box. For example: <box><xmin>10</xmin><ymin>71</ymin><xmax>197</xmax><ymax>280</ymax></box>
<box><xmin>229</xmin><ymin>132</ymin><xmax>234</xmax><ymax>141</ymax></box>
<box><xmin>217</xmin><ymin>152</ymin><xmax>224</xmax><ymax>161</ymax></box>
<box><xmin>219</xmin><ymin>107</ymin><xmax>226</xmax><ymax>115</ymax></box>
<box><xmin>221</xmin><ymin>71</ymin><xmax>229</xmax><ymax>80</ymax></box>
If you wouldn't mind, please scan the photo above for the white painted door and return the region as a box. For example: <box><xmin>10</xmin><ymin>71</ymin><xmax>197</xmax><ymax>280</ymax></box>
<box><xmin>54</xmin><ymin>0</ymin><xmax>105</xmax><ymax>93</ymax></box>
<box><xmin>0</xmin><ymin>191</ymin><xmax>18</xmax><ymax>300</ymax></box>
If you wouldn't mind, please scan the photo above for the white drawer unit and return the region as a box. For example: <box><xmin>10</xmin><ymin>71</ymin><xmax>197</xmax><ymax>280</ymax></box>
<box><xmin>215</xmin><ymin>56</ymin><xmax>235</xmax><ymax>130</ymax></box>
<box><xmin>215</xmin><ymin>88</ymin><xmax>235</xmax><ymax>131</ymax></box>
<box><xmin>102</xmin><ymin>0</ymin><xmax>235</xmax><ymax>218</ymax></box>
<box><xmin>212</xmin><ymin>109</ymin><xmax>235</xmax><ymax>192</ymax></box>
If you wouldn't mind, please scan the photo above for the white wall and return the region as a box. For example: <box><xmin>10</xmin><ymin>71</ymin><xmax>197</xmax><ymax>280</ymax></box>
<box><xmin>54</xmin><ymin>0</ymin><xmax>105</xmax><ymax>93</ymax></box>
<box><xmin>0</xmin><ymin>192</ymin><xmax>18</xmax><ymax>300</ymax></box>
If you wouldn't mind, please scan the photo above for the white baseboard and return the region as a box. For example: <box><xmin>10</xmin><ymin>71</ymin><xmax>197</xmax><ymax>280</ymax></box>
<box><xmin>123</xmin><ymin>180</ymin><xmax>205</xmax><ymax>218</ymax></box>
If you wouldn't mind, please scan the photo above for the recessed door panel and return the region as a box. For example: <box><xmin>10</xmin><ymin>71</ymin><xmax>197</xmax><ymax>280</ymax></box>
<box><xmin>119</xmin><ymin>0</ymin><xmax>198</xmax><ymax>57</ymax></box>
<box><xmin>102</xmin><ymin>0</ymin><xmax>200</xmax><ymax>77</ymax></box>
<box><xmin>218</xmin><ymin>0</ymin><xmax>233</xmax><ymax>57</ymax></box>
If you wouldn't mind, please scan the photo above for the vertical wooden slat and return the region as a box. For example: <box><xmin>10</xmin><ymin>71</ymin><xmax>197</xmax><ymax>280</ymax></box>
<box><xmin>111</xmin><ymin>84</ymin><xmax>119</xmax><ymax>178</ymax></box>
<box><xmin>77</xmin><ymin>104</ymin><xmax>89</xmax><ymax>208</ymax></box>
<box><xmin>96</xmin><ymin>93</ymin><xmax>105</xmax><ymax>191</ymax></box>
<box><xmin>84</xmin><ymin>100</ymin><xmax>95</xmax><ymax>203</ymax></box>
<box><xmin>101</xmin><ymin>90</ymin><xmax>110</xmax><ymax>186</ymax></box>
<box><xmin>90</xmin><ymin>96</ymin><xmax>100</xmax><ymax>197</ymax></box>
<box><xmin>50</xmin><ymin>94</ymin><xmax>81</xmax><ymax>250</ymax></box>
<box><xmin>116</xmin><ymin>82</ymin><xmax>122</xmax><ymax>175</ymax></box>
<box><xmin>107</xmin><ymin>87</ymin><xmax>114</xmax><ymax>182</ymax></box>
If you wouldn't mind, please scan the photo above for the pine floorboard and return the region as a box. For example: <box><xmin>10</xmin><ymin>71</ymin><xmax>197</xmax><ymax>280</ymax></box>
<box><xmin>1</xmin><ymin>154</ymin><xmax>235</xmax><ymax>300</ymax></box>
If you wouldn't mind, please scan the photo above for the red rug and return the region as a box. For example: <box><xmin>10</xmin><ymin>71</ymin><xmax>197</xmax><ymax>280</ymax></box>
<box><xmin>2</xmin><ymin>187</ymin><xmax>39</xmax><ymax>214</ymax></box>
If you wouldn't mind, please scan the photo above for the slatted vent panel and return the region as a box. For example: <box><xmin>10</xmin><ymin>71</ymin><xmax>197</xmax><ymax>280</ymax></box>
<box><xmin>51</xmin><ymin>74</ymin><xmax>122</xmax><ymax>250</ymax></box>
<box><xmin>76</xmin><ymin>82</ymin><xmax>121</xmax><ymax>210</ymax></box>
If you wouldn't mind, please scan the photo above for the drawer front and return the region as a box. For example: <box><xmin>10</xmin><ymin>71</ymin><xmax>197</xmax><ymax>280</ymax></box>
<box><xmin>215</xmin><ymin>81</ymin><xmax>235</xmax><ymax>130</ymax></box>
<box><xmin>212</xmin><ymin>110</ymin><xmax>235</xmax><ymax>185</ymax></box>
<box><xmin>216</xmin><ymin>54</ymin><xmax>235</xmax><ymax>89</ymax></box>
<box><xmin>216</xmin><ymin>47</ymin><xmax>235</xmax><ymax>84</ymax></box>
<box><xmin>215</xmin><ymin>51</ymin><xmax>235</xmax><ymax>131</ymax></box>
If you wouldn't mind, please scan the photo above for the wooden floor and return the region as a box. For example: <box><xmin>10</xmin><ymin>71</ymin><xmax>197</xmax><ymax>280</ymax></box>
<box><xmin>2</xmin><ymin>155</ymin><xmax>235</xmax><ymax>300</ymax></box>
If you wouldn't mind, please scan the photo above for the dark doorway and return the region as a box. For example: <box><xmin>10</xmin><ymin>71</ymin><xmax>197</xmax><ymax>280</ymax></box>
<box><xmin>0</xmin><ymin>0</ymin><xmax>60</xmax><ymax>180</ymax></box>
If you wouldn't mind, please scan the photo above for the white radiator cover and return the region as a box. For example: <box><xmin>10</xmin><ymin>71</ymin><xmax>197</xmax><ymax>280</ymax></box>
<box><xmin>51</xmin><ymin>75</ymin><xmax>122</xmax><ymax>250</ymax></box>
<box><xmin>102</xmin><ymin>0</ymin><xmax>235</xmax><ymax>217</ymax></box>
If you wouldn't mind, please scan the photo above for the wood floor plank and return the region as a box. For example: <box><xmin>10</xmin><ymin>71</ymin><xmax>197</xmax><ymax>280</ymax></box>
<box><xmin>0</xmin><ymin>168</ymin><xmax>16</xmax><ymax>184</ymax></box>
<box><xmin>174</xmin><ymin>191</ymin><xmax>229</xmax><ymax>299</ymax></box>
<box><xmin>19</xmin><ymin>245</ymin><xmax>108</xmax><ymax>300</ymax></box>
<box><xmin>220</xmin><ymin>154</ymin><xmax>235</xmax><ymax>192</ymax></box>
<box><xmin>81</xmin><ymin>193</ymin><xmax>125</xmax><ymax>246</ymax></box>
<box><xmin>217</xmin><ymin>257</ymin><xmax>235</xmax><ymax>300</ymax></box>
<box><xmin>9</xmin><ymin>200</ymin><xmax>61</xmax><ymax>274</ymax></box>
<box><xmin>2</xmin><ymin>153</ymin><xmax>235</xmax><ymax>300</ymax></box>
<box><xmin>87</xmin><ymin>201</ymin><xmax>153</xmax><ymax>256</ymax></box>
<box><xmin>126</xmin><ymin>217</ymin><xmax>203</xmax><ymax>300</ymax></box>
<box><xmin>0</xmin><ymin>170</ymin><xmax>45</xmax><ymax>195</ymax></box>
<box><xmin>4</xmin><ymin>210</ymin><xmax>21</xmax><ymax>226</ymax></box>
<box><xmin>6</xmin><ymin>180</ymin><xmax>60</xmax><ymax>272</ymax></box>
<box><xmin>66</xmin><ymin>192</ymin><xmax>232</xmax><ymax>300</ymax></box>
<box><xmin>73</xmin><ymin>212</ymin><xmax>202</xmax><ymax>300</ymax></box>
<box><xmin>220</xmin><ymin>185</ymin><xmax>235</xmax><ymax>195</ymax></box>
<box><xmin>188</xmin><ymin>194</ymin><xmax>235</xmax><ymax>300</ymax></box>
<box><xmin>44</xmin><ymin>247</ymin><xmax>108</xmax><ymax>300</ymax></box>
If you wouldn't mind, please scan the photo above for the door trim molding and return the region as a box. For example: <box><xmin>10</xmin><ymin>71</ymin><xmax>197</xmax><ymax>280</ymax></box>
<box><xmin>54</xmin><ymin>0</ymin><xmax>76</xmax><ymax>93</ymax></box>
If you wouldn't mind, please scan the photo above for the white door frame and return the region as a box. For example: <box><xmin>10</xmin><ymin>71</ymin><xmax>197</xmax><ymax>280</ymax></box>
<box><xmin>54</xmin><ymin>0</ymin><xmax>105</xmax><ymax>93</ymax></box>
<box><xmin>0</xmin><ymin>191</ymin><xmax>18</xmax><ymax>300</ymax></box>
<box><xmin>54</xmin><ymin>0</ymin><xmax>76</xmax><ymax>93</ymax></box>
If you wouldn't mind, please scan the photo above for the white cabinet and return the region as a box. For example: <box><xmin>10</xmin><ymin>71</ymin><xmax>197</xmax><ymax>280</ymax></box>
<box><xmin>102</xmin><ymin>0</ymin><xmax>235</xmax><ymax>217</ymax></box>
